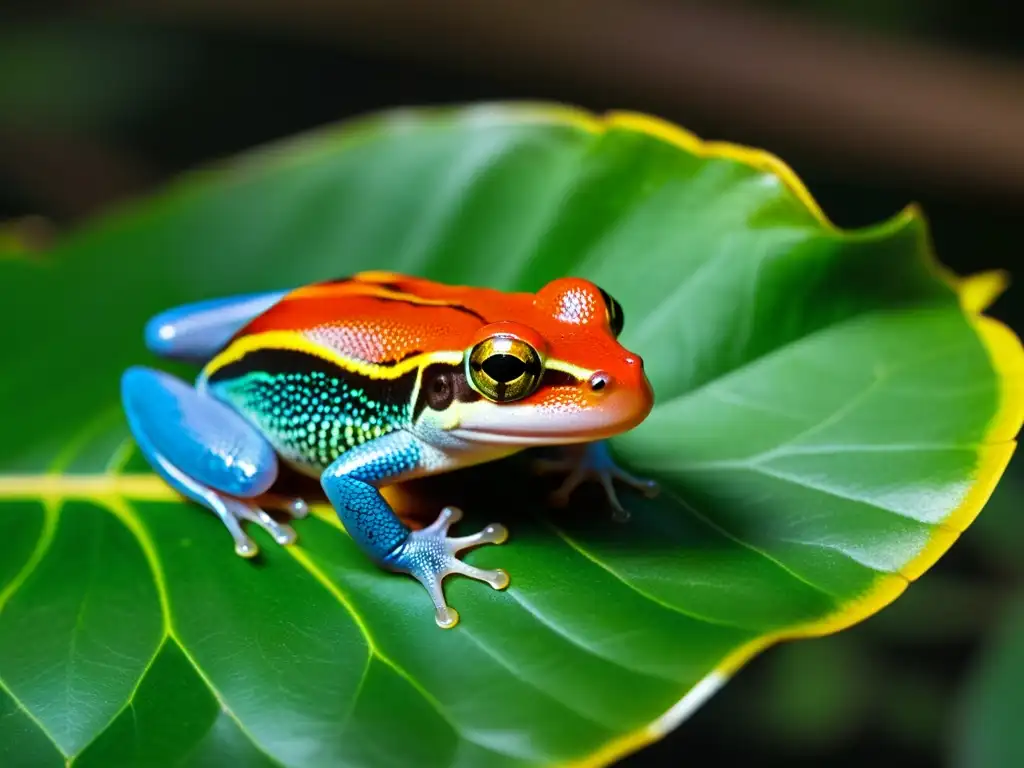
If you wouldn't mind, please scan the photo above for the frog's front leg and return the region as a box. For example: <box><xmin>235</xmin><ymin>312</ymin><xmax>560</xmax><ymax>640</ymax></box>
<box><xmin>533</xmin><ymin>440</ymin><xmax>659</xmax><ymax>522</ymax></box>
<box><xmin>121</xmin><ymin>366</ymin><xmax>307</xmax><ymax>556</ymax></box>
<box><xmin>321</xmin><ymin>432</ymin><xmax>509</xmax><ymax>629</ymax></box>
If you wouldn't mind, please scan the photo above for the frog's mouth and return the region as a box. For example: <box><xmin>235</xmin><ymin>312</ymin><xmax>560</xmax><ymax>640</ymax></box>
<box><xmin>449</xmin><ymin>381</ymin><xmax>654</xmax><ymax>446</ymax></box>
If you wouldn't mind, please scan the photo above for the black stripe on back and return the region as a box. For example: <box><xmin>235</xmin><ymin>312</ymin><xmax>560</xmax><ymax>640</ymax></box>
<box><xmin>208</xmin><ymin>346</ymin><xmax>419</xmax><ymax>414</ymax></box>
<box><xmin>317</xmin><ymin>276</ymin><xmax>488</xmax><ymax>324</ymax></box>
<box><xmin>362</xmin><ymin>294</ymin><xmax>487</xmax><ymax>324</ymax></box>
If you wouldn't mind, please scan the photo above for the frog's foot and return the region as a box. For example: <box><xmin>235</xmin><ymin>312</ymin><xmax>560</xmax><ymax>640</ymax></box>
<box><xmin>207</xmin><ymin>495</ymin><xmax>310</xmax><ymax>557</ymax></box>
<box><xmin>533</xmin><ymin>440</ymin><xmax>659</xmax><ymax>522</ymax></box>
<box><xmin>216</xmin><ymin>497</ymin><xmax>298</xmax><ymax>558</ymax></box>
<box><xmin>384</xmin><ymin>506</ymin><xmax>509</xmax><ymax>629</ymax></box>
<box><xmin>121</xmin><ymin>366</ymin><xmax>298</xmax><ymax>559</ymax></box>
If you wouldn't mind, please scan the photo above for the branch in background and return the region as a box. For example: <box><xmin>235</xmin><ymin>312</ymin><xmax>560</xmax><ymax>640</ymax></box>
<box><xmin>90</xmin><ymin>0</ymin><xmax>1024</xmax><ymax>199</ymax></box>
<box><xmin>0</xmin><ymin>215</ymin><xmax>57</xmax><ymax>257</ymax></box>
<box><xmin>0</xmin><ymin>128</ymin><xmax>156</xmax><ymax>222</ymax></box>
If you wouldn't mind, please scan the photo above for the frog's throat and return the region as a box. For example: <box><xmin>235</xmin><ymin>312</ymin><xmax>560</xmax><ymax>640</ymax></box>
<box><xmin>447</xmin><ymin>397</ymin><xmax>651</xmax><ymax>446</ymax></box>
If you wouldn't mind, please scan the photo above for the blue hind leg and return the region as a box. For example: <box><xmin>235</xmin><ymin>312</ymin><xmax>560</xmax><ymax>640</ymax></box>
<box><xmin>144</xmin><ymin>289</ymin><xmax>289</xmax><ymax>362</ymax></box>
<box><xmin>121</xmin><ymin>365</ymin><xmax>307</xmax><ymax>557</ymax></box>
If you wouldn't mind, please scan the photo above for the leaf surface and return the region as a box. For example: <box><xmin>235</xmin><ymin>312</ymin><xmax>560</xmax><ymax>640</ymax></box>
<box><xmin>1</xmin><ymin>103</ymin><xmax>1021</xmax><ymax>767</ymax></box>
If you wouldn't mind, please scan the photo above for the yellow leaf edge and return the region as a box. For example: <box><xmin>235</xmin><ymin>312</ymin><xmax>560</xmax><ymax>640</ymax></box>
<box><xmin>513</xmin><ymin>104</ymin><xmax>1024</xmax><ymax>768</ymax></box>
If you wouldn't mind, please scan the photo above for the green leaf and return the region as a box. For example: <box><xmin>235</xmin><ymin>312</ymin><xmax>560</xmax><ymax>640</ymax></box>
<box><xmin>1</xmin><ymin>103</ymin><xmax>1021</xmax><ymax>767</ymax></box>
<box><xmin>951</xmin><ymin>596</ymin><xmax>1024</xmax><ymax>768</ymax></box>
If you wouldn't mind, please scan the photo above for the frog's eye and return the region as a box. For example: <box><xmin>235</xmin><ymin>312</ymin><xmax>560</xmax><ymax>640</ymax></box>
<box><xmin>598</xmin><ymin>287</ymin><xmax>625</xmax><ymax>337</ymax></box>
<box><xmin>467</xmin><ymin>335</ymin><xmax>543</xmax><ymax>403</ymax></box>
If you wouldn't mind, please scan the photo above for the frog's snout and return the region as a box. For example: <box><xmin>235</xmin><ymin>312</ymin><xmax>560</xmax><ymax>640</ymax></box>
<box><xmin>588</xmin><ymin>352</ymin><xmax>645</xmax><ymax>390</ymax></box>
<box><xmin>583</xmin><ymin>353</ymin><xmax>654</xmax><ymax>432</ymax></box>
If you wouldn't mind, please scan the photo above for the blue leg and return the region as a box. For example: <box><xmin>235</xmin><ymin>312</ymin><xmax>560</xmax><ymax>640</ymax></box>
<box><xmin>144</xmin><ymin>290</ymin><xmax>289</xmax><ymax>362</ymax></box>
<box><xmin>532</xmin><ymin>440</ymin><xmax>660</xmax><ymax>522</ymax></box>
<box><xmin>321</xmin><ymin>432</ymin><xmax>509</xmax><ymax>629</ymax></box>
<box><xmin>121</xmin><ymin>365</ymin><xmax>308</xmax><ymax>557</ymax></box>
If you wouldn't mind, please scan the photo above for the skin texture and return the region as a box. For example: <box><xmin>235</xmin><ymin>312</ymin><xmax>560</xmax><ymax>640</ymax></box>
<box><xmin>122</xmin><ymin>271</ymin><xmax>657</xmax><ymax>627</ymax></box>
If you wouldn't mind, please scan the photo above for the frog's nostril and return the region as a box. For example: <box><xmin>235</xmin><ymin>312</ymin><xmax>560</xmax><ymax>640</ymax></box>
<box><xmin>589</xmin><ymin>372</ymin><xmax>611</xmax><ymax>393</ymax></box>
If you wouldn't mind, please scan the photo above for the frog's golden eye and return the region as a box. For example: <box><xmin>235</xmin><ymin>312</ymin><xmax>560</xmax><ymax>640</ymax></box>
<box><xmin>598</xmin><ymin>287</ymin><xmax>625</xmax><ymax>337</ymax></box>
<box><xmin>467</xmin><ymin>335</ymin><xmax>543</xmax><ymax>403</ymax></box>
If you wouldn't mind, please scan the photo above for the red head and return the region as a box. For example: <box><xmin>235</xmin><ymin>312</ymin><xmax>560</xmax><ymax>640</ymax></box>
<box><xmin>450</xmin><ymin>277</ymin><xmax>655</xmax><ymax>446</ymax></box>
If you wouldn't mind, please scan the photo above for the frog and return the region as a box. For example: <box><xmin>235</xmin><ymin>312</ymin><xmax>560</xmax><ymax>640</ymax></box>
<box><xmin>121</xmin><ymin>271</ymin><xmax>658</xmax><ymax>628</ymax></box>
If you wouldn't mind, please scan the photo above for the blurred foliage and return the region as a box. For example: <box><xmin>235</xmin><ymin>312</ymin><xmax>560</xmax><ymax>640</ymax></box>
<box><xmin>951</xmin><ymin>594</ymin><xmax>1024</xmax><ymax>767</ymax></box>
<box><xmin>0</xmin><ymin>21</ymin><xmax>198</xmax><ymax>134</ymax></box>
<box><xmin>752</xmin><ymin>634</ymin><xmax>873</xmax><ymax>749</ymax></box>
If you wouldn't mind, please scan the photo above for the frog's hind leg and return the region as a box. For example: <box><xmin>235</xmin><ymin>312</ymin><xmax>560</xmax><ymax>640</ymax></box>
<box><xmin>121</xmin><ymin>365</ymin><xmax>298</xmax><ymax>557</ymax></box>
<box><xmin>144</xmin><ymin>289</ymin><xmax>289</xmax><ymax>363</ymax></box>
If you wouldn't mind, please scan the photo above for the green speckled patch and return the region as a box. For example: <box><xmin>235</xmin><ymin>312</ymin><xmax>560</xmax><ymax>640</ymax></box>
<box><xmin>208</xmin><ymin>348</ymin><xmax>414</xmax><ymax>470</ymax></box>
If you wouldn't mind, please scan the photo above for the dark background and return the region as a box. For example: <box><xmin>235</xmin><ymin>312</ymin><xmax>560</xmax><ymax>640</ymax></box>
<box><xmin>2</xmin><ymin>2</ymin><xmax>1022</xmax><ymax>766</ymax></box>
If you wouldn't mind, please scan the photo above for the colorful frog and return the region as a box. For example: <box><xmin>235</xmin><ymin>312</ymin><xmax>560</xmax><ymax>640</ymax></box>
<box><xmin>121</xmin><ymin>272</ymin><xmax>657</xmax><ymax>627</ymax></box>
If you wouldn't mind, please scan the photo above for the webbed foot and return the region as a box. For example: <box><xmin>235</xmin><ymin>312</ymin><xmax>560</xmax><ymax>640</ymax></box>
<box><xmin>219</xmin><ymin>497</ymin><xmax>299</xmax><ymax>557</ymax></box>
<box><xmin>384</xmin><ymin>507</ymin><xmax>509</xmax><ymax>629</ymax></box>
<box><xmin>533</xmin><ymin>440</ymin><xmax>659</xmax><ymax>522</ymax></box>
<box><xmin>220</xmin><ymin>495</ymin><xmax>310</xmax><ymax>557</ymax></box>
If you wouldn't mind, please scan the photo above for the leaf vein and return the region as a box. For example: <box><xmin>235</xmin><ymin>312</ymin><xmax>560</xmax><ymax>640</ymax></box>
<box><xmin>660</xmin><ymin>487</ymin><xmax>841</xmax><ymax>601</ymax></box>
<box><xmin>0</xmin><ymin>674</ymin><xmax>67</xmax><ymax>758</ymax></box>
<box><xmin>542</xmin><ymin>519</ymin><xmax>771</xmax><ymax>630</ymax></box>
<box><xmin>744</xmin><ymin>461</ymin><xmax>959</xmax><ymax>531</ymax></box>
<box><xmin>459</xmin><ymin>626</ymin><xmax>618</xmax><ymax>732</ymax></box>
<box><xmin>281</xmin><ymin>547</ymin><xmax>468</xmax><ymax>744</ymax></box>
<box><xmin>173</xmin><ymin>638</ymin><xmax>288</xmax><ymax>768</ymax></box>
<box><xmin>660</xmin><ymin>306</ymin><xmax>973</xmax><ymax>412</ymax></box>
<box><xmin>0</xmin><ymin>497</ymin><xmax>60</xmax><ymax>612</ymax></box>
<box><xmin>98</xmin><ymin>497</ymin><xmax>285</xmax><ymax>767</ymax></box>
<box><xmin>336</xmin><ymin>654</ymin><xmax>373</xmax><ymax>738</ymax></box>
<box><xmin>71</xmin><ymin>635</ymin><xmax>170</xmax><ymax>759</ymax></box>
<box><xmin>504</xmin><ymin>589</ymin><xmax>683</xmax><ymax>685</ymax></box>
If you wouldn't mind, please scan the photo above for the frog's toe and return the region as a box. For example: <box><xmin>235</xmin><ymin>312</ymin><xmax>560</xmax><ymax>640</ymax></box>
<box><xmin>612</xmin><ymin>467</ymin><xmax>661</xmax><ymax>498</ymax></box>
<box><xmin>385</xmin><ymin>506</ymin><xmax>510</xmax><ymax>629</ymax></box>
<box><xmin>284</xmin><ymin>497</ymin><xmax>310</xmax><ymax>519</ymax></box>
<box><xmin>230</xmin><ymin>500</ymin><xmax>297</xmax><ymax>546</ymax></box>
<box><xmin>215</xmin><ymin>504</ymin><xmax>260</xmax><ymax>558</ymax></box>
<box><xmin>449</xmin><ymin>559</ymin><xmax>511</xmax><ymax>590</ymax></box>
<box><xmin>253</xmin><ymin>494</ymin><xmax>311</xmax><ymax>521</ymax></box>
<box><xmin>447</xmin><ymin>522</ymin><xmax>509</xmax><ymax>552</ymax></box>
<box><xmin>235</xmin><ymin>540</ymin><xmax>259</xmax><ymax>558</ymax></box>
